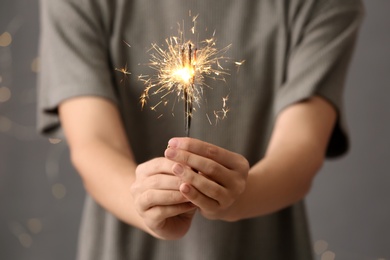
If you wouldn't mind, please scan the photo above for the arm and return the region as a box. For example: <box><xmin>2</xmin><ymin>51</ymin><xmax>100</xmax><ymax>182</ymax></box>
<box><xmin>59</xmin><ymin>97</ymin><xmax>196</xmax><ymax>239</ymax></box>
<box><xmin>229</xmin><ymin>95</ymin><xmax>336</xmax><ymax>220</ymax></box>
<box><xmin>59</xmin><ymin>96</ymin><xmax>143</xmax><ymax>226</ymax></box>
<box><xmin>164</xmin><ymin>96</ymin><xmax>336</xmax><ymax>221</ymax></box>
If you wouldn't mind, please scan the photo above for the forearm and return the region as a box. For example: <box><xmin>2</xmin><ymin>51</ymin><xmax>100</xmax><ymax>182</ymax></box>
<box><xmin>58</xmin><ymin>97</ymin><xmax>155</xmax><ymax>235</ymax></box>
<box><xmin>226</xmin><ymin>149</ymin><xmax>322</xmax><ymax>221</ymax></box>
<box><xmin>224</xmin><ymin>96</ymin><xmax>334</xmax><ymax>221</ymax></box>
<box><xmin>70</xmin><ymin>139</ymin><xmax>151</xmax><ymax>233</ymax></box>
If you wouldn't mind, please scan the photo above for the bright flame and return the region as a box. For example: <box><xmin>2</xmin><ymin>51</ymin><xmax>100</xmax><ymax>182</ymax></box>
<box><xmin>139</xmin><ymin>37</ymin><xmax>231</xmax><ymax>113</ymax></box>
<box><xmin>174</xmin><ymin>67</ymin><xmax>195</xmax><ymax>83</ymax></box>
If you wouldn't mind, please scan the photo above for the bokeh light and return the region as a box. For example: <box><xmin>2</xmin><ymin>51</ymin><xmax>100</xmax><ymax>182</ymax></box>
<box><xmin>27</xmin><ymin>218</ymin><xmax>43</xmax><ymax>234</ymax></box>
<box><xmin>0</xmin><ymin>32</ymin><xmax>12</xmax><ymax>47</ymax></box>
<box><xmin>31</xmin><ymin>57</ymin><xmax>40</xmax><ymax>73</ymax></box>
<box><xmin>0</xmin><ymin>115</ymin><xmax>12</xmax><ymax>132</ymax></box>
<box><xmin>314</xmin><ymin>239</ymin><xmax>329</xmax><ymax>255</ymax></box>
<box><xmin>52</xmin><ymin>183</ymin><xmax>67</xmax><ymax>199</ymax></box>
<box><xmin>48</xmin><ymin>138</ymin><xmax>62</xmax><ymax>144</ymax></box>
<box><xmin>18</xmin><ymin>233</ymin><xmax>33</xmax><ymax>248</ymax></box>
<box><xmin>8</xmin><ymin>221</ymin><xmax>34</xmax><ymax>248</ymax></box>
<box><xmin>0</xmin><ymin>86</ymin><xmax>11</xmax><ymax>102</ymax></box>
<box><xmin>321</xmin><ymin>250</ymin><xmax>336</xmax><ymax>260</ymax></box>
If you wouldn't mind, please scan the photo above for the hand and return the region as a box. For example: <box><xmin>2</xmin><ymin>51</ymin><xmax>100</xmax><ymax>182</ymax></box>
<box><xmin>164</xmin><ymin>138</ymin><xmax>249</xmax><ymax>221</ymax></box>
<box><xmin>130</xmin><ymin>157</ymin><xmax>197</xmax><ymax>240</ymax></box>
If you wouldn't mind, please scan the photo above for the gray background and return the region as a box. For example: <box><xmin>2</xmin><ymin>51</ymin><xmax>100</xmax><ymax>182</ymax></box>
<box><xmin>0</xmin><ymin>0</ymin><xmax>388</xmax><ymax>259</ymax></box>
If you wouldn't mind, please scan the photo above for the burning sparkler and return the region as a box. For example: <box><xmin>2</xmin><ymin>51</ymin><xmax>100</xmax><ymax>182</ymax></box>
<box><xmin>138</xmin><ymin>15</ymin><xmax>242</xmax><ymax>136</ymax></box>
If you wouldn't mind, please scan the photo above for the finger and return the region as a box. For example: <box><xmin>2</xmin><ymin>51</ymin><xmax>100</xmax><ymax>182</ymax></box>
<box><xmin>168</xmin><ymin>138</ymin><xmax>244</xmax><ymax>170</ymax></box>
<box><xmin>173</xmin><ymin>165</ymin><xmax>232</xmax><ymax>207</ymax></box>
<box><xmin>142</xmin><ymin>174</ymin><xmax>182</xmax><ymax>191</ymax></box>
<box><xmin>136</xmin><ymin>157</ymin><xmax>176</xmax><ymax>177</ymax></box>
<box><xmin>139</xmin><ymin>190</ymin><xmax>190</xmax><ymax>211</ymax></box>
<box><xmin>179</xmin><ymin>183</ymin><xmax>226</xmax><ymax>218</ymax></box>
<box><xmin>166</xmin><ymin>148</ymin><xmax>235</xmax><ymax>187</ymax></box>
<box><xmin>145</xmin><ymin>203</ymin><xmax>197</xmax><ymax>229</ymax></box>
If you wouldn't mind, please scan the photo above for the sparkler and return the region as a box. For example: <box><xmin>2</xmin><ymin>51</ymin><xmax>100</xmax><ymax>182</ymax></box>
<box><xmin>138</xmin><ymin>15</ymin><xmax>243</xmax><ymax>136</ymax></box>
<box><xmin>180</xmin><ymin>42</ymin><xmax>196</xmax><ymax>136</ymax></box>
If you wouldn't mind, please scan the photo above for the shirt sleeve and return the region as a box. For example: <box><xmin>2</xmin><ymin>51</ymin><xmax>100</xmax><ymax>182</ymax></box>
<box><xmin>37</xmin><ymin>0</ymin><xmax>117</xmax><ymax>138</ymax></box>
<box><xmin>274</xmin><ymin>0</ymin><xmax>365</xmax><ymax>158</ymax></box>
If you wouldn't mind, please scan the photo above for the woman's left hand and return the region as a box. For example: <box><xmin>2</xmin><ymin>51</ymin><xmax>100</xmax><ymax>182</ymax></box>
<box><xmin>164</xmin><ymin>137</ymin><xmax>249</xmax><ymax>221</ymax></box>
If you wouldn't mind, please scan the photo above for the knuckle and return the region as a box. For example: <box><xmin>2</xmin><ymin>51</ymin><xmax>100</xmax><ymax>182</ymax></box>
<box><xmin>233</xmin><ymin>156</ymin><xmax>249</xmax><ymax>177</ymax></box>
<box><xmin>142</xmin><ymin>190</ymin><xmax>154</xmax><ymax>208</ymax></box>
<box><xmin>169</xmin><ymin>191</ymin><xmax>182</xmax><ymax>203</ymax></box>
<box><xmin>208</xmin><ymin>187</ymin><xmax>222</xmax><ymax>199</ymax></box>
<box><xmin>206</xmin><ymin>145</ymin><xmax>218</xmax><ymax>158</ymax></box>
<box><xmin>134</xmin><ymin>197</ymin><xmax>146</xmax><ymax>216</ymax></box>
<box><xmin>148</xmin><ymin>175</ymin><xmax>159</xmax><ymax>188</ymax></box>
<box><xmin>181</xmin><ymin>137</ymin><xmax>191</xmax><ymax>150</ymax></box>
<box><xmin>240</xmin><ymin>156</ymin><xmax>250</xmax><ymax>172</ymax></box>
<box><xmin>184</xmin><ymin>172</ymin><xmax>196</xmax><ymax>184</ymax></box>
<box><xmin>182</xmin><ymin>152</ymin><xmax>191</xmax><ymax>164</ymax></box>
<box><xmin>189</xmin><ymin>188</ymin><xmax>200</xmax><ymax>201</ymax></box>
<box><xmin>206</xmin><ymin>161</ymin><xmax>219</xmax><ymax>174</ymax></box>
<box><xmin>149</xmin><ymin>158</ymin><xmax>162</xmax><ymax>172</ymax></box>
<box><xmin>151</xmin><ymin>208</ymin><xmax>164</xmax><ymax>222</ymax></box>
<box><xmin>174</xmin><ymin>178</ymin><xmax>182</xmax><ymax>188</ymax></box>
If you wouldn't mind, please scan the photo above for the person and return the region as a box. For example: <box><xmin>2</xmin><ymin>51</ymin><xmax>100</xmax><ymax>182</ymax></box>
<box><xmin>37</xmin><ymin>0</ymin><xmax>364</xmax><ymax>259</ymax></box>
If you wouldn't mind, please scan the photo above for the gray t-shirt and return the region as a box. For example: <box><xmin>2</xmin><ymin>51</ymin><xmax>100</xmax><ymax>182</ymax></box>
<box><xmin>38</xmin><ymin>0</ymin><xmax>364</xmax><ymax>259</ymax></box>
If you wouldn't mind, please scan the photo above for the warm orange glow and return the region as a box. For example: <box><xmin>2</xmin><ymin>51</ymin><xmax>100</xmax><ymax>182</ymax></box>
<box><xmin>173</xmin><ymin>66</ymin><xmax>195</xmax><ymax>84</ymax></box>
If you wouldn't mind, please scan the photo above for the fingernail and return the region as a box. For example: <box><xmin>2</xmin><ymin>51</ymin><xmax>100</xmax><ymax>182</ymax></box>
<box><xmin>165</xmin><ymin>148</ymin><xmax>177</xmax><ymax>159</ymax></box>
<box><xmin>168</xmin><ymin>138</ymin><xmax>178</xmax><ymax>148</ymax></box>
<box><xmin>173</xmin><ymin>164</ymin><xmax>184</xmax><ymax>175</ymax></box>
<box><xmin>181</xmin><ymin>183</ymin><xmax>190</xmax><ymax>194</ymax></box>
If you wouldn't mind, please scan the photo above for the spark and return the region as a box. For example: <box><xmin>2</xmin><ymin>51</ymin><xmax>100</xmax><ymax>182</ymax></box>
<box><xmin>115</xmin><ymin>63</ymin><xmax>131</xmax><ymax>83</ymax></box>
<box><xmin>235</xmin><ymin>60</ymin><xmax>246</xmax><ymax>72</ymax></box>
<box><xmin>234</xmin><ymin>60</ymin><xmax>245</xmax><ymax>66</ymax></box>
<box><xmin>213</xmin><ymin>95</ymin><xmax>230</xmax><ymax>124</ymax></box>
<box><xmin>122</xmin><ymin>40</ymin><xmax>131</xmax><ymax>48</ymax></box>
<box><xmin>114</xmin><ymin>41</ymin><xmax>132</xmax><ymax>82</ymax></box>
<box><xmin>115</xmin><ymin>64</ymin><xmax>131</xmax><ymax>76</ymax></box>
<box><xmin>139</xmin><ymin>15</ymin><xmax>235</xmax><ymax>136</ymax></box>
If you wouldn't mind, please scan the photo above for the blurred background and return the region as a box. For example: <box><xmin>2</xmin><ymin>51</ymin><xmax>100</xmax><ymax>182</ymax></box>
<box><xmin>0</xmin><ymin>0</ymin><xmax>389</xmax><ymax>259</ymax></box>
